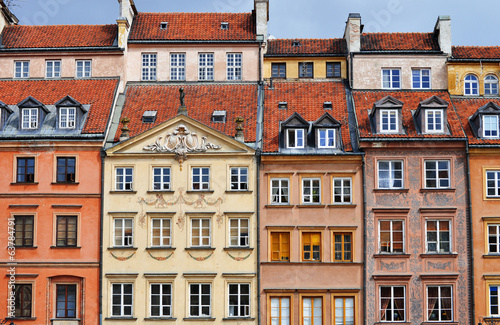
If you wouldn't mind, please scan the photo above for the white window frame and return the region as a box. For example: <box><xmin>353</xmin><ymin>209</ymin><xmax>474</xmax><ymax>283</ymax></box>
<box><xmin>14</xmin><ymin>61</ymin><xmax>29</xmax><ymax>78</ymax></box>
<box><xmin>286</xmin><ymin>128</ymin><xmax>305</xmax><ymax>148</ymax></box>
<box><xmin>230</xmin><ymin>167</ymin><xmax>248</xmax><ymax>191</ymax></box>
<box><xmin>114</xmin><ymin>218</ymin><xmax>133</xmax><ymax>247</ymax></box>
<box><xmin>229</xmin><ymin>218</ymin><xmax>249</xmax><ymax>247</ymax></box>
<box><xmin>270</xmin><ymin>178</ymin><xmax>289</xmax><ymax>204</ymax></box>
<box><xmin>490</xmin><ymin>285</ymin><xmax>500</xmax><ymax>316</ymax></box>
<box><xmin>379</xmin><ymin>286</ymin><xmax>405</xmax><ymax>322</ymax></box>
<box><xmin>332</xmin><ymin>177</ymin><xmax>352</xmax><ymax>204</ymax></box>
<box><xmin>46</xmin><ymin>60</ymin><xmax>61</xmax><ymax>78</ymax></box>
<box><xmin>488</xmin><ymin>224</ymin><xmax>500</xmax><ymax>254</ymax></box>
<box><xmin>412</xmin><ymin>68</ymin><xmax>431</xmax><ymax>89</ymax></box>
<box><xmin>377</xmin><ymin>160</ymin><xmax>404</xmax><ymax>189</ymax></box>
<box><xmin>317</xmin><ymin>128</ymin><xmax>335</xmax><ymax>148</ymax></box>
<box><xmin>142</xmin><ymin>53</ymin><xmax>157</xmax><ymax>81</ymax></box>
<box><xmin>191</xmin><ymin>218</ymin><xmax>211</xmax><ymax>247</ymax></box>
<box><xmin>483</xmin><ymin>115</ymin><xmax>499</xmax><ymax>138</ymax></box>
<box><xmin>111</xmin><ymin>283</ymin><xmax>133</xmax><ymax>317</ymax></box>
<box><xmin>115</xmin><ymin>167</ymin><xmax>133</xmax><ymax>191</ymax></box>
<box><xmin>302</xmin><ymin>178</ymin><xmax>321</xmax><ymax>204</ymax></box>
<box><xmin>151</xmin><ymin>218</ymin><xmax>171</xmax><ymax>247</ymax></box>
<box><xmin>189</xmin><ymin>283</ymin><xmax>211</xmax><ymax>317</ymax></box>
<box><xmin>228</xmin><ymin>283</ymin><xmax>250</xmax><ymax>317</ymax></box>
<box><xmin>21</xmin><ymin>108</ymin><xmax>38</xmax><ymax>129</ymax></box>
<box><xmin>425</xmin><ymin>220</ymin><xmax>451</xmax><ymax>254</ymax></box>
<box><xmin>486</xmin><ymin>170</ymin><xmax>500</xmax><ymax>197</ymax></box>
<box><xmin>485</xmin><ymin>75</ymin><xmax>499</xmax><ymax>95</ymax></box>
<box><xmin>227</xmin><ymin>53</ymin><xmax>242</xmax><ymax>81</ymax></box>
<box><xmin>152</xmin><ymin>167</ymin><xmax>171</xmax><ymax>191</ymax></box>
<box><xmin>75</xmin><ymin>60</ymin><xmax>92</xmax><ymax>78</ymax></box>
<box><xmin>424</xmin><ymin>160</ymin><xmax>450</xmax><ymax>189</ymax></box>
<box><xmin>191</xmin><ymin>167</ymin><xmax>210</xmax><ymax>191</ymax></box>
<box><xmin>59</xmin><ymin>107</ymin><xmax>76</xmax><ymax>129</ymax></box>
<box><xmin>426</xmin><ymin>285</ymin><xmax>453</xmax><ymax>322</ymax></box>
<box><xmin>382</xmin><ymin>68</ymin><xmax>401</xmax><ymax>89</ymax></box>
<box><xmin>170</xmin><ymin>53</ymin><xmax>185</xmax><ymax>81</ymax></box>
<box><xmin>198</xmin><ymin>53</ymin><xmax>214</xmax><ymax>81</ymax></box>
<box><xmin>380</xmin><ymin>109</ymin><xmax>398</xmax><ymax>133</ymax></box>
<box><xmin>379</xmin><ymin>220</ymin><xmax>405</xmax><ymax>254</ymax></box>
<box><xmin>464</xmin><ymin>74</ymin><xmax>479</xmax><ymax>96</ymax></box>
<box><xmin>425</xmin><ymin>109</ymin><xmax>444</xmax><ymax>133</ymax></box>
<box><xmin>150</xmin><ymin>283</ymin><xmax>172</xmax><ymax>317</ymax></box>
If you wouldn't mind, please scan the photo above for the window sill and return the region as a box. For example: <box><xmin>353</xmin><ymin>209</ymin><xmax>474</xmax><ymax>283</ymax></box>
<box><xmin>420</xmin><ymin>253</ymin><xmax>458</xmax><ymax>258</ymax></box>
<box><xmin>265</xmin><ymin>204</ymin><xmax>294</xmax><ymax>209</ymax></box>
<box><xmin>223</xmin><ymin>247</ymin><xmax>254</xmax><ymax>251</ymax></box>
<box><xmin>107</xmin><ymin>247</ymin><xmax>138</xmax><ymax>250</ymax></box>
<box><xmin>11</xmin><ymin>182</ymin><xmax>38</xmax><ymax>185</ymax></box>
<box><xmin>421</xmin><ymin>322</ymin><xmax>459</xmax><ymax>325</ymax></box>
<box><xmin>6</xmin><ymin>317</ymin><xmax>37</xmax><ymax>320</ymax></box>
<box><xmin>51</xmin><ymin>182</ymin><xmax>79</xmax><ymax>185</ymax></box>
<box><xmin>483</xmin><ymin>254</ymin><xmax>500</xmax><ymax>259</ymax></box>
<box><xmin>185</xmin><ymin>247</ymin><xmax>216</xmax><ymax>251</ymax></box>
<box><xmin>186</xmin><ymin>190</ymin><xmax>215</xmax><ymax>194</ymax></box>
<box><xmin>373</xmin><ymin>253</ymin><xmax>411</xmax><ymax>258</ymax></box>
<box><xmin>146</xmin><ymin>247</ymin><xmax>176</xmax><ymax>250</ymax></box>
<box><xmin>420</xmin><ymin>188</ymin><xmax>456</xmax><ymax>193</ymax></box>
<box><xmin>144</xmin><ymin>317</ymin><xmax>177</xmax><ymax>321</ymax></box>
<box><xmin>328</xmin><ymin>204</ymin><xmax>357</xmax><ymax>208</ymax></box>
<box><xmin>262</xmin><ymin>261</ymin><xmax>363</xmax><ymax>265</ymax></box>
<box><xmin>109</xmin><ymin>191</ymin><xmax>137</xmax><ymax>194</ymax></box>
<box><xmin>183</xmin><ymin>317</ymin><xmax>216</xmax><ymax>321</ymax></box>
<box><xmin>50</xmin><ymin>318</ymin><xmax>80</xmax><ymax>321</ymax></box>
<box><xmin>297</xmin><ymin>204</ymin><xmax>326</xmax><ymax>208</ymax></box>
<box><xmin>105</xmin><ymin>317</ymin><xmax>138</xmax><ymax>321</ymax></box>
<box><xmin>147</xmin><ymin>190</ymin><xmax>174</xmax><ymax>194</ymax></box>
<box><xmin>50</xmin><ymin>246</ymin><xmax>81</xmax><ymax>249</ymax></box>
<box><xmin>373</xmin><ymin>188</ymin><xmax>409</xmax><ymax>193</ymax></box>
<box><xmin>225</xmin><ymin>190</ymin><xmax>253</xmax><ymax>193</ymax></box>
<box><xmin>12</xmin><ymin>246</ymin><xmax>38</xmax><ymax>249</ymax></box>
<box><xmin>223</xmin><ymin>317</ymin><xmax>255</xmax><ymax>321</ymax></box>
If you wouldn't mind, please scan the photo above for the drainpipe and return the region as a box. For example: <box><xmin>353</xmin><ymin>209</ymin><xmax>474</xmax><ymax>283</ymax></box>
<box><xmin>349</xmin><ymin>52</ymin><xmax>354</xmax><ymax>89</ymax></box>
<box><xmin>362</xmin><ymin>154</ymin><xmax>367</xmax><ymax>325</ymax></box>
<box><xmin>258</xmin><ymin>40</ymin><xmax>263</xmax><ymax>83</ymax></box>
<box><xmin>99</xmin><ymin>148</ymin><xmax>106</xmax><ymax>325</ymax></box>
<box><xmin>465</xmin><ymin>143</ymin><xmax>475</xmax><ymax>325</ymax></box>
<box><xmin>256</xmin><ymin>148</ymin><xmax>262</xmax><ymax>325</ymax></box>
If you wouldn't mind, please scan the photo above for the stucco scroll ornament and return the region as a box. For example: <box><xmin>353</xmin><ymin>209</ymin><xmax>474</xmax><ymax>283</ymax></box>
<box><xmin>143</xmin><ymin>124</ymin><xmax>222</xmax><ymax>170</ymax></box>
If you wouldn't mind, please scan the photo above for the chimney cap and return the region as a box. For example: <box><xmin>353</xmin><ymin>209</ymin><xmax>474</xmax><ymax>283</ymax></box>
<box><xmin>348</xmin><ymin>13</ymin><xmax>361</xmax><ymax>19</ymax></box>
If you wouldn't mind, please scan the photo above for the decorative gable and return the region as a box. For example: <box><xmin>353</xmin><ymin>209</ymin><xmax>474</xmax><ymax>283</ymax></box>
<box><xmin>414</xmin><ymin>95</ymin><xmax>449</xmax><ymax>134</ymax></box>
<box><xmin>54</xmin><ymin>95</ymin><xmax>87</xmax><ymax>130</ymax></box>
<box><xmin>470</xmin><ymin>101</ymin><xmax>500</xmax><ymax>139</ymax></box>
<box><xmin>369</xmin><ymin>95</ymin><xmax>404</xmax><ymax>134</ymax></box>
<box><xmin>17</xmin><ymin>96</ymin><xmax>49</xmax><ymax>130</ymax></box>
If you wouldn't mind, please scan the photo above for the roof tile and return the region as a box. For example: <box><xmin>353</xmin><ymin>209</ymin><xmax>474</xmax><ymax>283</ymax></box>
<box><xmin>266</xmin><ymin>38</ymin><xmax>347</xmax><ymax>56</ymax></box>
<box><xmin>452</xmin><ymin>46</ymin><xmax>500</xmax><ymax>60</ymax></box>
<box><xmin>361</xmin><ymin>33</ymin><xmax>440</xmax><ymax>51</ymax></box>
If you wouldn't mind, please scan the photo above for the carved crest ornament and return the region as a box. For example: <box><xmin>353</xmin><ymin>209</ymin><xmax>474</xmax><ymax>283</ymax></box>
<box><xmin>143</xmin><ymin>124</ymin><xmax>221</xmax><ymax>169</ymax></box>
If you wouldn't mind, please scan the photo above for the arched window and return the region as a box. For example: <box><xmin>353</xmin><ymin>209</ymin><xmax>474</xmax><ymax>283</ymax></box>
<box><xmin>464</xmin><ymin>74</ymin><xmax>479</xmax><ymax>96</ymax></box>
<box><xmin>485</xmin><ymin>75</ymin><xmax>499</xmax><ymax>95</ymax></box>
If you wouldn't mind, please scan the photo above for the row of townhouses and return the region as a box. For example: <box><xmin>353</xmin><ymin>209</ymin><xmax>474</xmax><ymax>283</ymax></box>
<box><xmin>0</xmin><ymin>0</ymin><xmax>499</xmax><ymax>324</ymax></box>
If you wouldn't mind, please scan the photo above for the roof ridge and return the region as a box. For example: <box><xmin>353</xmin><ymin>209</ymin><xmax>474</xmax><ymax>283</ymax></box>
<box><xmin>269</xmin><ymin>38</ymin><xmax>344</xmax><ymax>41</ymax></box>
<box><xmin>136</xmin><ymin>11</ymin><xmax>251</xmax><ymax>15</ymax></box>
<box><xmin>453</xmin><ymin>45</ymin><xmax>500</xmax><ymax>49</ymax></box>
<box><xmin>362</xmin><ymin>32</ymin><xmax>433</xmax><ymax>35</ymax></box>
<box><xmin>8</xmin><ymin>23</ymin><xmax>117</xmax><ymax>28</ymax></box>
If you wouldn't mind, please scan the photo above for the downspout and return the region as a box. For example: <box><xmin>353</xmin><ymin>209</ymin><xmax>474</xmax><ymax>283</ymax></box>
<box><xmin>256</xmin><ymin>148</ymin><xmax>262</xmax><ymax>325</ymax></box>
<box><xmin>362</xmin><ymin>154</ymin><xmax>367</xmax><ymax>325</ymax></box>
<box><xmin>465</xmin><ymin>143</ymin><xmax>475</xmax><ymax>325</ymax></box>
<box><xmin>349</xmin><ymin>52</ymin><xmax>354</xmax><ymax>89</ymax></box>
<box><xmin>258</xmin><ymin>41</ymin><xmax>263</xmax><ymax>83</ymax></box>
<box><xmin>99</xmin><ymin>148</ymin><xmax>106</xmax><ymax>325</ymax></box>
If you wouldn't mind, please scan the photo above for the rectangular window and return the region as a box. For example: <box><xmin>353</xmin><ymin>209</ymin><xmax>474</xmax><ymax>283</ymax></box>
<box><xmin>326</xmin><ymin>62</ymin><xmax>341</xmax><ymax>78</ymax></box>
<box><xmin>302</xmin><ymin>232</ymin><xmax>321</xmax><ymax>261</ymax></box>
<box><xmin>230</xmin><ymin>167</ymin><xmax>248</xmax><ymax>191</ymax></box>
<box><xmin>150</xmin><ymin>283</ymin><xmax>171</xmax><ymax>317</ymax></box>
<box><xmin>151</xmin><ymin>218</ymin><xmax>171</xmax><ymax>247</ymax></box>
<box><xmin>229</xmin><ymin>218</ymin><xmax>249</xmax><ymax>247</ymax></box>
<box><xmin>228</xmin><ymin>283</ymin><xmax>250</xmax><ymax>317</ymax></box>
<box><xmin>76</xmin><ymin>60</ymin><xmax>91</xmax><ymax>78</ymax></box>
<box><xmin>317</xmin><ymin>128</ymin><xmax>335</xmax><ymax>148</ymax></box>
<box><xmin>59</xmin><ymin>107</ymin><xmax>76</xmax><ymax>129</ymax></box>
<box><xmin>199</xmin><ymin>53</ymin><xmax>214</xmax><ymax>81</ymax></box>
<box><xmin>302</xmin><ymin>178</ymin><xmax>321</xmax><ymax>204</ymax></box>
<box><xmin>382</xmin><ymin>69</ymin><xmax>401</xmax><ymax>89</ymax></box>
<box><xmin>380</xmin><ymin>109</ymin><xmax>398</xmax><ymax>133</ymax></box>
<box><xmin>426</xmin><ymin>220</ymin><xmax>450</xmax><ymax>253</ymax></box>
<box><xmin>424</xmin><ymin>160</ymin><xmax>450</xmax><ymax>189</ymax></box>
<box><xmin>486</xmin><ymin>171</ymin><xmax>500</xmax><ymax>197</ymax></box>
<box><xmin>15</xmin><ymin>215</ymin><xmax>34</xmax><ymax>247</ymax></box>
<box><xmin>333</xmin><ymin>178</ymin><xmax>352</xmax><ymax>204</ymax></box>
<box><xmin>379</xmin><ymin>220</ymin><xmax>404</xmax><ymax>253</ymax></box>
<box><xmin>334</xmin><ymin>297</ymin><xmax>354</xmax><ymax>325</ymax></box>
<box><xmin>334</xmin><ymin>233</ymin><xmax>352</xmax><ymax>262</ymax></box>
<box><xmin>17</xmin><ymin>157</ymin><xmax>35</xmax><ymax>183</ymax></box>
<box><xmin>380</xmin><ymin>286</ymin><xmax>405</xmax><ymax>321</ymax></box>
<box><xmin>271</xmin><ymin>232</ymin><xmax>290</xmax><ymax>261</ymax></box>
<box><xmin>56</xmin><ymin>284</ymin><xmax>77</xmax><ymax>318</ymax></box>
<box><xmin>56</xmin><ymin>216</ymin><xmax>77</xmax><ymax>247</ymax></box>
<box><xmin>302</xmin><ymin>297</ymin><xmax>322</xmax><ymax>324</ymax></box>
<box><xmin>21</xmin><ymin>107</ymin><xmax>38</xmax><ymax>129</ymax></box>
<box><xmin>170</xmin><ymin>53</ymin><xmax>185</xmax><ymax>81</ymax></box>
<box><xmin>271</xmin><ymin>178</ymin><xmax>289</xmax><ymax>204</ymax></box>
<box><xmin>425</xmin><ymin>109</ymin><xmax>443</xmax><ymax>133</ymax></box>
<box><xmin>286</xmin><ymin>128</ymin><xmax>305</xmax><ymax>148</ymax></box>
<box><xmin>427</xmin><ymin>286</ymin><xmax>452</xmax><ymax>321</ymax></box>
<box><xmin>14</xmin><ymin>284</ymin><xmax>32</xmax><ymax>317</ymax></box>
<box><xmin>378</xmin><ymin>160</ymin><xmax>403</xmax><ymax>189</ymax></box>
<box><xmin>227</xmin><ymin>53</ymin><xmax>242</xmax><ymax>80</ymax></box>
<box><xmin>112</xmin><ymin>283</ymin><xmax>133</xmax><ymax>317</ymax></box>
<box><xmin>142</xmin><ymin>53</ymin><xmax>157</xmax><ymax>81</ymax></box>
<box><xmin>14</xmin><ymin>61</ymin><xmax>29</xmax><ymax>78</ymax></box>
<box><xmin>191</xmin><ymin>218</ymin><xmax>210</xmax><ymax>247</ymax></box>
<box><xmin>152</xmin><ymin>167</ymin><xmax>170</xmax><ymax>191</ymax></box>
<box><xmin>299</xmin><ymin>62</ymin><xmax>313</xmax><ymax>78</ymax></box>
<box><xmin>192</xmin><ymin>167</ymin><xmax>210</xmax><ymax>190</ymax></box>
<box><xmin>490</xmin><ymin>285</ymin><xmax>499</xmax><ymax>316</ymax></box>
<box><xmin>189</xmin><ymin>283</ymin><xmax>211</xmax><ymax>317</ymax></box>
<box><xmin>484</xmin><ymin>115</ymin><xmax>499</xmax><ymax>138</ymax></box>
<box><xmin>488</xmin><ymin>224</ymin><xmax>500</xmax><ymax>254</ymax></box>
<box><xmin>114</xmin><ymin>218</ymin><xmax>133</xmax><ymax>247</ymax></box>
<box><xmin>46</xmin><ymin>60</ymin><xmax>61</xmax><ymax>78</ymax></box>
<box><xmin>57</xmin><ymin>157</ymin><xmax>76</xmax><ymax>183</ymax></box>
<box><xmin>270</xmin><ymin>297</ymin><xmax>290</xmax><ymax>324</ymax></box>
<box><xmin>271</xmin><ymin>63</ymin><xmax>286</xmax><ymax>78</ymax></box>
<box><xmin>412</xmin><ymin>69</ymin><xmax>431</xmax><ymax>89</ymax></box>
<box><xmin>115</xmin><ymin>167</ymin><xmax>133</xmax><ymax>191</ymax></box>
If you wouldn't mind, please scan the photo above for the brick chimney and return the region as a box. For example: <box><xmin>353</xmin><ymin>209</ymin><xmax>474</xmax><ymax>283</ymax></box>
<box><xmin>434</xmin><ymin>15</ymin><xmax>451</xmax><ymax>56</ymax></box>
<box><xmin>0</xmin><ymin>0</ymin><xmax>18</xmax><ymax>35</ymax></box>
<box><xmin>254</xmin><ymin>0</ymin><xmax>268</xmax><ymax>42</ymax></box>
<box><xmin>116</xmin><ymin>0</ymin><xmax>137</xmax><ymax>49</ymax></box>
<box><xmin>344</xmin><ymin>13</ymin><xmax>361</xmax><ymax>53</ymax></box>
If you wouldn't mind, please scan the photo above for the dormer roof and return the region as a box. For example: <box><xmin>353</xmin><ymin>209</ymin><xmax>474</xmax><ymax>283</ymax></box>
<box><xmin>369</xmin><ymin>95</ymin><xmax>403</xmax><ymax>117</ymax></box>
<box><xmin>18</xmin><ymin>96</ymin><xmax>49</xmax><ymax>113</ymax></box>
<box><xmin>312</xmin><ymin>112</ymin><xmax>341</xmax><ymax>128</ymax></box>
<box><xmin>414</xmin><ymin>95</ymin><xmax>448</xmax><ymax>116</ymax></box>
<box><xmin>0</xmin><ymin>100</ymin><xmax>12</xmax><ymax>113</ymax></box>
<box><xmin>55</xmin><ymin>95</ymin><xmax>87</xmax><ymax>113</ymax></box>
<box><xmin>282</xmin><ymin>112</ymin><xmax>309</xmax><ymax>128</ymax></box>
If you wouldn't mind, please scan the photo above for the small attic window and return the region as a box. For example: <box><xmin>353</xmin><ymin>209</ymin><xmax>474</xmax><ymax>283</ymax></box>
<box><xmin>212</xmin><ymin>110</ymin><xmax>226</xmax><ymax>123</ymax></box>
<box><xmin>323</xmin><ymin>102</ymin><xmax>332</xmax><ymax>110</ymax></box>
<box><xmin>221</xmin><ymin>22</ymin><xmax>229</xmax><ymax>30</ymax></box>
<box><xmin>160</xmin><ymin>22</ymin><xmax>168</xmax><ymax>30</ymax></box>
<box><xmin>292</xmin><ymin>41</ymin><xmax>301</xmax><ymax>47</ymax></box>
<box><xmin>278</xmin><ymin>102</ymin><xmax>288</xmax><ymax>110</ymax></box>
<box><xmin>142</xmin><ymin>111</ymin><xmax>157</xmax><ymax>123</ymax></box>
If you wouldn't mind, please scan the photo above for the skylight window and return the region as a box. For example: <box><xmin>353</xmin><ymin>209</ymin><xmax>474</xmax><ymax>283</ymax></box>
<box><xmin>160</xmin><ymin>22</ymin><xmax>168</xmax><ymax>30</ymax></box>
<box><xmin>323</xmin><ymin>102</ymin><xmax>332</xmax><ymax>110</ymax></box>
<box><xmin>292</xmin><ymin>41</ymin><xmax>301</xmax><ymax>47</ymax></box>
<box><xmin>221</xmin><ymin>22</ymin><xmax>229</xmax><ymax>30</ymax></box>
<box><xmin>142</xmin><ymin>111</ymin><xmax>157</xmax><ymax>123</ymax></box>
<box><xmin>212</xmin><ymin>110</ymin><xmax>226</xmax><ymax>123</ymax></box>
<box><xmin>278</xmin><ymin>102</ymin><xmax>288</xmax><ymax>109</ymax></box>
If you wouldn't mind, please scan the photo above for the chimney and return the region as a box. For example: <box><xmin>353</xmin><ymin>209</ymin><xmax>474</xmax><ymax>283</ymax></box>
<box><xmin>434</xmin><ymin>15</ymin><xmax>451</xmax><ymax>56</ymax></box>
<box><xmin>0</xmin><ymin>0</ymin><xmax>18</xmax><ymax>35</ymax></box>
<box><xmin>344</xmin><ymin>13</ymin><xmax>361</xmax><ymax>53</ymax></box>
<box><xmin>116</xmin><ymin>0</ymin><xmax>137</xmax><ymax>49</ymax></box>
<box><xmin>235</xmin><ymin>117</ymin><xmax>245</xmax><ymax>142</ymax></box>
<box><xmin>254</xmin><ymin>0</ymin><xmax>268</xmax><ymax>42</ymax></box>
<box><xmin>119</xmin><ymin>117</ymin><xmax>130</xmax><ymax>142</ymax></box>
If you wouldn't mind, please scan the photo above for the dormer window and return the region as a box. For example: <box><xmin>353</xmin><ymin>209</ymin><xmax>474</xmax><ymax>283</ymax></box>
<box><xmin>370</xmin><ymin>96</ymin><xmax>404</xmax><ymax>135</ymax></box>
<box><xmin>470</xmin><ymin>102</ymin><xmax>500</xmax><ymax>139</ymax></box>
<box><xmin>221</xmin><ymin>22</ymin><xmax>229</xmax><ymax>30</ymax></box>
<box><xmin>287</xmin><ymin>129</ymin><xmax>304</xmax><ymax>148</ymax></box>
<box><xmin>483</xmin><ymin>115</ymin><xmax>499</xmax><ymax>138</ymax></box>
<box><xmin>59</xmin><ymin>107</ymin><xmax>76</xmax><ymax>129</ymax></box>
<box><xmin>317</xmin><ymin>128</ymin><xmax>335</xmax><ymax>148</ymax></box>
<box><xmin>414</xmin><ymin>95</ymin><xmax>449</xmax><ymax>135</ymax></box>
<box><xmin>55</xmin><ymin>96</ymin><xmax>86</xmax><ymax>131</ymax></box>
<box><xmin>425</xmin><ymin>109</ymin><xmax>443</xmax><ymax>133</ymax></box>
<box><xmin>160</xmin><ymin>22</ymin><xmax>168</xmax><ymax>30</ymax></box>
<box><xmin>380</xmin><ymin>109</ymin><xmax>398</xmax><ymax>133</ymax></box>
<box><xmin>22</xmin><ymin>108</ymin><xmax>38</xmax><ymax>129</ymax></box>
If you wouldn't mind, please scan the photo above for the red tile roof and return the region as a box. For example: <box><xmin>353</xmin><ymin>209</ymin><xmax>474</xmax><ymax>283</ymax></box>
<box><xmin>0</xmin><ymin>24</ymin><xmax>117</xmax><ymax>49</ymax></box>
<box><xmin>352</xmin><ymin>90</ymin><xmax>464</xmax><ymax>139</ymax></box>
<box><xmin>116</xmin><ymin>83</ymin><xmax>258</xmax><ymax>142</ymax></box>
<box><xmin>361</xmin><ymin>33</ymin><xmax>440</xmax><ymax>52</ymax></box>
<box><xmin>0</xmin><ymin>79</ymin><xmax>119</xmax><ymax>133</ymax></box>
<box><xmin>129</xmin><ymin>12</ymin><xmax>256</xmax><ymax>41</ymax></box>
<box><xmin>266</xmin><ymin>39</ymin><xmax>347</xmax><ymax>56</ymax></box>
<box><xmin>263</xmin><ymin>81</ymin><xmax>352</xmax><ymax>152</ymax></box>
<box><xmin>451</xmin><ymin>97</ymin><xmax>500</xmax><ymax>145</ymax></box>
<box><xmin>452</xmin><ymin>46</ymin><xmax>500</xmax><ymax>60</ymax></box>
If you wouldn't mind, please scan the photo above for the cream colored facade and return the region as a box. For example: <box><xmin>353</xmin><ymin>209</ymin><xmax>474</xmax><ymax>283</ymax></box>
<box><xmin>263</xmin><ymin>57</ymin><xmax>346</xmax><ymax>80</ymax></box>
<box><xmin>102</xmin><ymin>115</ymin><xmax>257</xmax><ymax>323</ymax></box>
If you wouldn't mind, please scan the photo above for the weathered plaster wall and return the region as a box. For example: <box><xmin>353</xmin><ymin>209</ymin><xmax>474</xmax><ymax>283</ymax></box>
<box><xmin>447</xmin><ymin>62</ymin><xmax>500</xmax><ymax>96</ymax></box>
<box><xmin>263</xmin><ymin>57</ymin><xmax>347</xmax><ymax>80</ymax></box>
